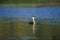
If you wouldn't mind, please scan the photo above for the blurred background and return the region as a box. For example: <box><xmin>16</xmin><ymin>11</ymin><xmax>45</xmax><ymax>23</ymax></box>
<box><xmin>0</xmin><ymin>7</ymin><xmax>60</xmax><ymax>40</ymax></box>
<box><xmin>0</xmin><ymin>0</ymin><xmax>60</xmax><ymax>40</ymax></box>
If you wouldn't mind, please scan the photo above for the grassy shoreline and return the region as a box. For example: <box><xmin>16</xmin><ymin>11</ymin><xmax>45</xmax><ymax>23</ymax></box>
<box><xmin>0</xmin><ymin>3</ymin><xmax>60</xmax><ymax>7</ymax></box>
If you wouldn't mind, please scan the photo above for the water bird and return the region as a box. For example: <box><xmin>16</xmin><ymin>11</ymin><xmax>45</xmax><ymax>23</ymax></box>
<box><xmin>28</xmin><ymin>16</ymin><xmax>35</xmax><ymax>25</ymax></box>
<box><xmin>28</xmin><ymin>16</ymin><xmax>36</xmax><ymax>39</ymax></box>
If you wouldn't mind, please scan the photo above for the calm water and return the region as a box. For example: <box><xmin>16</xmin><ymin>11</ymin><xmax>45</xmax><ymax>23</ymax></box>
<box><xmin>0</xmin><ymin>6</ymin><xmax>60</xmax><ymax>19</ymax></box>
<box><xmin>0</xmin><ymin>6</ymin><xmax>60</xmax><ymax>40</ymax></box>
<box><xmin>0</xmin><ymin>19</ymin><xmax>60</xmax><ymax>40</ymax></box>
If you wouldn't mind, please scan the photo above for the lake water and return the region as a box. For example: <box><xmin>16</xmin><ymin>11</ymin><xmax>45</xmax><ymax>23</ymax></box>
<box><xmin>0</xmin><ymin>6</ymin><xmax>60</xmax><ymax>40</ymax></box>
<box><xmin>0</xmin><ymin>6</ymin><xmax>60</xmax><ymax>19</ymax></box>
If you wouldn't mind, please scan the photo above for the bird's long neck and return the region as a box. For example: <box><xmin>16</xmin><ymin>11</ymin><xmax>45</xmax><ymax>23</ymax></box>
<box><xmin>33</xmin><ymin>17</ymin><xmax>35</xmax><ymax>25</ymax></box>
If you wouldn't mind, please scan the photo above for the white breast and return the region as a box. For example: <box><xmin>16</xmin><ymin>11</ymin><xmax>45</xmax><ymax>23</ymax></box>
<box><xmin>32</xmin><ymin>17</ymin><xmax>35</xmax><ymax>24</ymax></box>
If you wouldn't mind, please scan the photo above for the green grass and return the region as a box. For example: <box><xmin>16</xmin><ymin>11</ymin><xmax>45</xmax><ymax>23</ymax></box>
<box><xmin>0</xmin><ymin>0</ymin><xmax>60</xmax><ymax>7</ymax></box>
<box><xmin>0</xmin><ymin>2</ymin><xmax>60</xmax><ymax>7</ymax></box>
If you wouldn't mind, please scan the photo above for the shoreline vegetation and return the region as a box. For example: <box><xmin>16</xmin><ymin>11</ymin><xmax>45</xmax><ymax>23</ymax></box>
<box><xmin>0</xmin><ymin>3</ymin><xmax>60</xmax><ymax>7</ymax></box>
<box><xmin>0</xmin><ymin>0</ymin><xmax>60</xmax><ymax>7</ymax></box>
